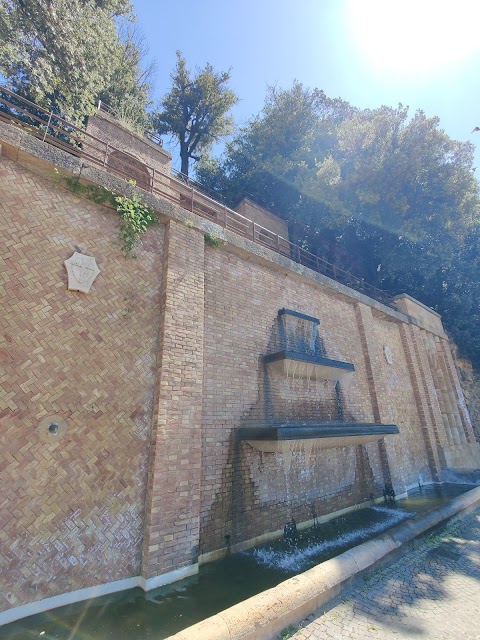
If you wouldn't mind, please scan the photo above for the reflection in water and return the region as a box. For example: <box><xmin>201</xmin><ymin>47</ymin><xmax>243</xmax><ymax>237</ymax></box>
<box><xmin>0</xmin><ymin>483</ymin><xmax>473</xmax><ymax>640</ymax></box>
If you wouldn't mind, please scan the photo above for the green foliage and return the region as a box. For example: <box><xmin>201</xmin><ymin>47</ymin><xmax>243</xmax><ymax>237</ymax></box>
<box><xmin>197</xmin><ymin>82</ymin><xmax>480</xmax><ymax>369</ymax></box>
<box><xmin>428</xmin><ymin>228</ymin><xmax>480</xmax><ymax>368</ymax></box>
<box><xmin>115</xmin><ymin>189</ymin><xmax>157</xmax><ymax>257</ymax></box>
<box><xmin>63</xmin><ymin>175</ymin><xmax>117</xmax><ymax>206</ymax></box>
<box><xmin>204</xmin><ymin>232</ymin><xmax>224</xmax><ymax>248</ymax></box>
<box><xmin>196</xmin><ymin>82</ymin><xmax>354</xmax><ymax>232</ymax></box>
<box><xmin>61</xmin><ymin>175</ymin><xmax>156</xmax><ymax>258</ymax></box>
<box><xmin>153</xmin><ymin>51</ymin><xmax>238</xmax><ymax>176</ymax></box>
<box><xmin>98</xmin><ymin>22</ymin><xmax>155</xmax><ymax>132</ymax></box>
<box><xmin>0</xmin><ymin>0</ymin><xmax>152</xmax><ymax>123</ymax></box>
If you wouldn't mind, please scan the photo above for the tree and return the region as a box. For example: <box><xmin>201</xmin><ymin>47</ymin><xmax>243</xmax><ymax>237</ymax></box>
<box><xmin>98</xmin><ymin>22</ymin><xmax>156</xmax><ymax>132</ymax></box>
<box><xmin>198</xmin><ymin>82</ymin><xmax>480</xmax><ymax>369</ymax></box>
<box><xmin>196</xmin><ymin>82</ymin><xmax>355</xmax><ymax>246</ymax></box>
<box><xmin>437</xmin><ymin>227</ymin><xmax>480</xmax><ymax>369</ymax></box>
<box><xmin>199</xmin><ymin>86</ymin><xmax>478</xmax><ymax>265</ymax></box>
<box><xmin>154</xmin><ymin>51</ymin><xmax>238</xmax><ymax>176</ymax></box>
<box><xmin>0</xmin><ymin>0</ymin><xmax>152</xmax><ymax>124</ymax></box>
<box><xmin>330</xmin><ymin>107</ymin><xmax>480</xmax><ymax>297</ymax></box>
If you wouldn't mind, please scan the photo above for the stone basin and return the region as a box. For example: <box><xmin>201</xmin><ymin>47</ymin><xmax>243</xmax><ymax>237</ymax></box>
<box><xmin>237</xmin><ymin>422</ymin><xmax>399</xmax><ymax>453</ymax></box>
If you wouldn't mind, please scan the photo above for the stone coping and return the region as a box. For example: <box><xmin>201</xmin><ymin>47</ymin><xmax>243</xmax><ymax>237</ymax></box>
<box><xmin>264</xmin><ymin>351</ymin><xmax>355</xmax><ymax>372</ymax></box>
<box><xmin>278</xmin><ymin>308</ymin><xmax>321</xmax><ymax>324</ymax></box>
<box><xmin>393</xmin><ymin>293</ymin><xmax>443</xmax><ymax>319</ymax></box>
<box><xmin>166</xmin><ymin>485</ymin><xmax>480</xmax><ymax>640</ymax></box>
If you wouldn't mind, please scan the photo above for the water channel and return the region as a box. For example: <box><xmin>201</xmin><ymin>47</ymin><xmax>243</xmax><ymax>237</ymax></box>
<box><xmin>0</xmin><ymin>483</ymin><xmax>474</xmax><ymax>640</ymax></box>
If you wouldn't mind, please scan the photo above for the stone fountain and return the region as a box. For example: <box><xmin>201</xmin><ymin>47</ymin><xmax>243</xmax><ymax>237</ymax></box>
<box><xmin>237</xmin><ymin>309</ymin><xmax>399</xmax><ymax>453</ymax></box>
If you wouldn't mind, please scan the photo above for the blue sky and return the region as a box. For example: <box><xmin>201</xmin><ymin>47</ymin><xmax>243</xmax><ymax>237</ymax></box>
<box><xmin>134</xmin><ymin>0</ymin><xmax>480</xmax><ymax>171</ymax></box>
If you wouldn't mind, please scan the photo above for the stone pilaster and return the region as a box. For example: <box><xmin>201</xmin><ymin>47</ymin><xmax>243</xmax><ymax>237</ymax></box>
<box><xmin>399</xmin><ymin>324</ymin><xmax>443</xmax><ymax>480</ymax></box>
<box><xmin>432</xmin><ymin>336</ymin><xmax>480</xmax><ymax>470</ymax></box>
<box><xmin>437</xmin><ymin>337</ymin><xmax>476</xmax><ymax>444</ymax></box>
<box><xmin>355</xmin><ymin>303</ymin><xmax>394</xmax><ymax>485</ymax></box>
<box><xmin>141</xmin><ymin>220</ymin><xmax>205</xmax><ymax>588</ymax></box>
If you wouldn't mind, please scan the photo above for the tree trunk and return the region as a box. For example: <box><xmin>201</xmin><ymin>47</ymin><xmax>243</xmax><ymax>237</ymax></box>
<box><xmin>180</xmin><ymin>145</ymin><xmax>189</xmax><ymax>177</ymax></box>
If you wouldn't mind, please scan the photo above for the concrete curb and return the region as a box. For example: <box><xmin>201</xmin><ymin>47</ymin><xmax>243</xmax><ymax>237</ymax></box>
<box><xmin>166</xmin><ymin>486</ymin><xmax>480</xmax><ymax>640</ymax></box>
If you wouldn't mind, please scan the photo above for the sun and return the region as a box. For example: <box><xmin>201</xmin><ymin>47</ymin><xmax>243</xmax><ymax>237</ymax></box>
<box><xmin>347</xmin><ymin>0</ymin><xmax>480</xmax><ymax>76</ymax></box>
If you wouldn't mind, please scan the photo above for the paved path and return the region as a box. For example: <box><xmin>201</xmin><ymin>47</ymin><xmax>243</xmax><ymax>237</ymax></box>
<box><xmin>291</xmin><ymin>508</ymin><xmax>480</xmax><ymax>640</ymax></box>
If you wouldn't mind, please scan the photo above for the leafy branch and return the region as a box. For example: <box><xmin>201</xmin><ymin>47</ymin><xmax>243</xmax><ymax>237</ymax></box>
<box><xmin>61</xmin><ymin>174</ymin><xmax>157</xmax><ymax>257</ymax></box>
<box><xmin>115</xmin><ymin>189</ymin><xmax>157</xmax><ymax>257</ymax></box>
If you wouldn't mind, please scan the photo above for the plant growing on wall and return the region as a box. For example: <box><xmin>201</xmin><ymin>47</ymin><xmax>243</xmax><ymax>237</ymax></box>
<box><xmin>61</xmin><ymin>174</ymin><xmax>157</xmax><ymax>257</ymax></box>
<box><xmin>115</xmin><ymin>189</ymin><xmax>157</xmax><ymax>257</ymax></box>
<box><xmin>63</xmin><ymin>175</ymin><xmax>117</xmax><ymax>205</ymax></box>
<box><xmin>204</xmin><ymin>232</ymin><xmax>224</xmax><ymax>248</ymax></box>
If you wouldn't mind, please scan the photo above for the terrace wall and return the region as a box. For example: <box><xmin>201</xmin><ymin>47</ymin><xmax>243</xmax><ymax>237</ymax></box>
<box><xmin>1</xmin><ymin>129</ymin><xmax>479</xmax><ymax>623</ymax></box>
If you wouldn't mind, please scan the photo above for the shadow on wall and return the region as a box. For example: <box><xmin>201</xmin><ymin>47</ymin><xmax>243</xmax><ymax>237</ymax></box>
<box><xmin>200</xmin><ymin>309</ymin><xmax>397</xmax><ymax>556</ymax></box>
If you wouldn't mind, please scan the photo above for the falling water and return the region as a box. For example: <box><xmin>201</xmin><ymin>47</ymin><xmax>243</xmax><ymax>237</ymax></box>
<box><xmin>302</xmin><ymin>438</ymin><xmax>315</xmax><ymax>466</ymax></box>
<box><xmin>306</xmin><ymin>363</ymin><xmax>314</xmax><ymax>391</ymax></box>
<box><xmin>309</xmin><ymin>322</ymin><xmax>317</xmax><ymax>353</ymax></box>
<box><xmin>251</xmin><ymin>505</ymin><xmax>415</xmax><ymax>572</ymax></box>
<box><xmin>278</xmin><ymin>441</ymin><xmax>295</xmax><ymax>520</ymax></box>
<box><xmin>285</xmin><ymin>358</ymin><xmax>291</xmax><ymax>379</ymax></box>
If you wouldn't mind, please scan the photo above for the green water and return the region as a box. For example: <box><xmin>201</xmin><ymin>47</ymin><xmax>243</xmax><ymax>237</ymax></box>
<box><xmin>0</xmin><ymin>483</ymin><xmax>474</xmax><ymax>640</ymax></box>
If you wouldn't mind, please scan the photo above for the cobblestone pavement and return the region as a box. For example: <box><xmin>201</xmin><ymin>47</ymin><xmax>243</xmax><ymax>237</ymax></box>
<box><xmin>291</xmin><ymin>508</ymin><xmax>480</xmax><ymax>640</ymax></box>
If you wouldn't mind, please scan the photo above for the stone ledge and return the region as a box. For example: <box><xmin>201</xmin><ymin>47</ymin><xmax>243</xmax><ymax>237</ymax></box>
<box><xmin>167</xmin><ymin>485</ymin><xmax>480</xmax><ymax>640</ymax></box>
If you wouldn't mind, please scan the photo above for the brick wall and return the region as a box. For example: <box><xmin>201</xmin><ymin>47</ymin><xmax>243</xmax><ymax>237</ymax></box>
<box><xmin>1</xmin><ymin>140</ymin><xmax>479</xmax><ymax>619</ymax></box>
<box><xmin>367</xmin><ymin>313</ymin><xmax>434</xmax><ymax>488</ymax></box>
<box><xmin>199</xmin><ymin>249</ymin><xmax>432</xmax><ymax>554</ymax></box>
<box><xmin>0</xmin><ymin>157</ymin><xmax>164</xmax><ymax>611</ymax></box>
<box><xmin>394</xmin><ymin>294</ymin><xmax>445</xmax><ymax>337</ymax></box>
<box><xmin>85</xmin><ymin>113</ymin><xmax>171</xmax><ymax>178</ymax></box>
<box><xmin>141</xmin><ymin>220</ymin><xmax>205</xmax><ymax>583</ymax></box>
<box><xmin>454</xmin><ymin>352</ymin><xmax>480</xmax><ymax>442</ymax></box>
<box><xmin>234</xmin><ymin>198</ymin><xmax>289</xmax><ymax>239</ymax></box>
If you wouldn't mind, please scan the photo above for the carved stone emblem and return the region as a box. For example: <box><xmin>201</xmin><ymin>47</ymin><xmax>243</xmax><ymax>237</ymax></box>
<box><xmin>65</xmin><ymin>252</ymin><xmax>100</xmax><ymax>293</ymax></box>
<box><xmin>383</xmin><ymin>345</ymin><xmax>393</xmax><ymax>365</ymax></box>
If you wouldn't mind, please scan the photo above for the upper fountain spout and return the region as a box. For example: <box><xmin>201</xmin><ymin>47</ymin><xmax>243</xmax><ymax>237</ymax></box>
<box><xmin>237</xmin><ymin>308</ymin><xmax>399</xmax><ymax>453</ymax></box>
<box><xmin>266</xmin><ymin>309</ymin><xmax>355</xmax><ymax>381</ymax></box>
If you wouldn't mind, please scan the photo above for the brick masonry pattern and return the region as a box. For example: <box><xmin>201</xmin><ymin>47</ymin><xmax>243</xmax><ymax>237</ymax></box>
<box><xmin>198</xmin><ymin>251</ymin><xmax>443</xmax><ymax>554</ymax></box>
<box><xmin>0</xmin><ymin>151</ymin><xmax>478</xmax><ymax>615</ymax></box>
<box><xmin>0</xmin><ymin>158</ymin><xmax>164</xmax><ymax>610</ymax></box>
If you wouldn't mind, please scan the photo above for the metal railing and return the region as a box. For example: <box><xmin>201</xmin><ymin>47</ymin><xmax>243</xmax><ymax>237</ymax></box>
<box><xmin>0</xmin><ymin>85</ymin><xmax>394</xmax><ymax>308</ymax></box>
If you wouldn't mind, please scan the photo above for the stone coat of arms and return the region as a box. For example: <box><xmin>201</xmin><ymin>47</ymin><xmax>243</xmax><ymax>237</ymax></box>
<box><xmin>64</xmin><ymin>252</ymin><xmax>100</xmax><ymax>293</ymax></box>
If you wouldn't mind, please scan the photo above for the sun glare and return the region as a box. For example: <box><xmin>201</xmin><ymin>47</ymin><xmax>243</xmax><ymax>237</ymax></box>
<box><xmin>348</xmin><ymin>0</ymin><xmax>480</xmax><ymax>76</ymax></box>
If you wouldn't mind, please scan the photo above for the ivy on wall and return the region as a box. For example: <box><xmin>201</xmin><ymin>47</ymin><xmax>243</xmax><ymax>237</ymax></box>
<box><xmin>61</xmin><ymin>174</ymin><xmax>157</xmax><ymax>258</ymax></box>
<box><xmin>114</xmin><ymin>191</ymin><xmax>157</xmax><ymax>257</ymax></box>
